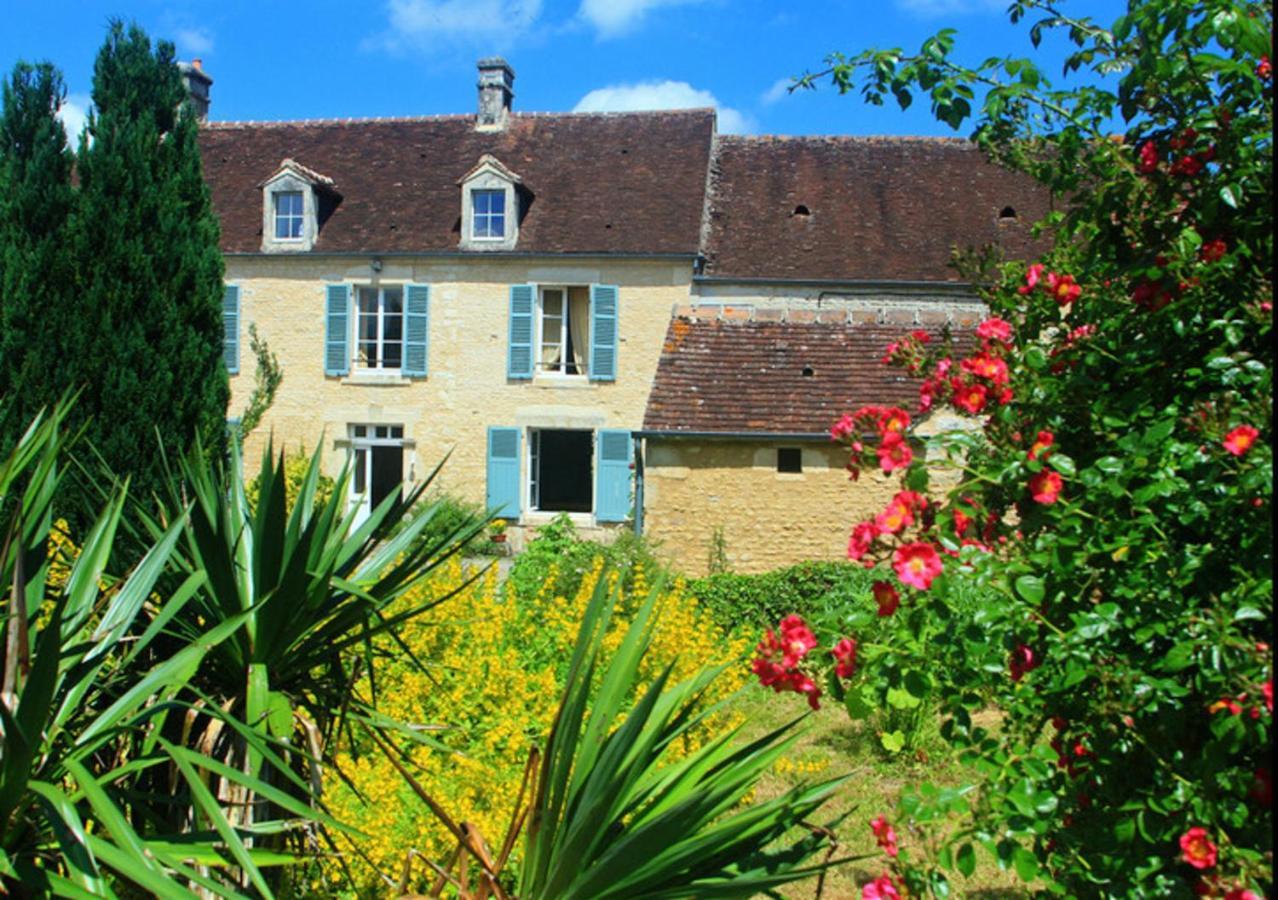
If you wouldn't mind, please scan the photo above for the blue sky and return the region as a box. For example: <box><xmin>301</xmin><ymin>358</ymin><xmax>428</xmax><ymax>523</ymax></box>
<box><xmin>2</xmin><ymin>0</ymin><xmax>1121</xmax><ymax>140</ymax></box>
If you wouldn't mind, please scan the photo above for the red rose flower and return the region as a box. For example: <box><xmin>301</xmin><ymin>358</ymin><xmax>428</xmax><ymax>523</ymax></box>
<box><xmin>1223</xmin><ymin>889</ymin><xmax>1262</xmax><ymax>900</ymax></box>
<box><xmin>1029</xmin><ymin>469</ymin><xmax>1063</xmax><ymax>504</ymax></box>
<box><xmin>952</xmin><ymin>379</ymin><xmax>989</xmax><ymax>414</ymax></box>
<box><xmin>1019</xmin><ymin>262</ymin><xmax>1045</xmax><ymax>294</ymax></box>
<box><xmin>1028</xmin><ymin>430</ymin><xmax>1055</xmax><ymax>461</ymax></box>
<box><xmin>1223</xmin><ymin>425</ymin><xmax>1260</xmax><ymax>457</ymax></box>
<box><xmin>1009</xmin><ymin>643</ymin><xmax>1040</xmax><ymax>681</ymax></box>
<box><xmin>1179</xmin><ymin>827</ymin><xmax>1218</xmax><ymax>870</ymax></box>
<box><xmin>1047</xmin><ymin>272</ymin><xmax>1082</xmax><ymax>306</ymax></box>
<box><xmin>862</xmin><ymin>875</ymin><xmax>901</xmax><ymax>900</ymax></box>
<box><xmin>830</xmin><ymin>413</ymin><xmax>855</xmax><ymax>441</ymax></box>
<box><xmin>778</xmin><ymin>615</ymin><xmax>818</xmax><ymax>668</ymax></box>
<box><xmin>876</xmin><ymin>431</ymin><xmax>913</xmax><ymax>473</ymax></box>
<box><xmin>893</xmin><ymin>542</ymin><xmax>943</xmax><ymax>591</ymax></box>
<box><xmin>872</xmin><ymin>581</ymin><xmax>900</xmax><ymax>617</ymax></box>
<box><xmin>1172</xmin><ymin>154</ymin><xmax>1204</xmax><ymax>177</ymax></box>
<box><xmin>1199</xmin><ymin>238</ymin><xmax>1228</xmax><ymax>263</ymax></box>
<box><xmin>1137</xmin><ymin>139</ymin><xmax>1159</xmax><ymax>174</ymax></box>
<box><xmin>869</xmin><ymin>815</ymin><xmax>899</xmax><ymax>857</ymax></box>
<box><xmin>1258</xmin><ymin>55</ymin><xmax>1271</xmax><ymax>80</ymax></box>
<box><xmin>878</xmin><ymin>407</ymin><xmax>911</xmax><ymax>435</ymax></box>
<box><xmin>832</xmin><ymin>637</ymin><xmax>858</xmax><ymax>678</ymax></box>
<box><xmin>976</xmin><ymin>317</ymin><xmax>1014</xmax><ymax>344</ymax></box>
<box><xmin>847</xmin><ymin>521</ymin><xmax>881</xmax><ymax>561</ymax></box>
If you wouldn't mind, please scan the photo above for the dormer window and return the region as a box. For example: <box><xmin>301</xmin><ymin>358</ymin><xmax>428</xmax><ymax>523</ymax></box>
<box><xmin>260</xmin><ymin>158</ymin><xmax>337</xmax><ymax>253</ymax></box>
<box><xmin>458</xmin><ymin>154</ymin><xmax>522</xmax><ymax>251</ymax></box>
<box><xmin>471</xmin><ymin>189</ymin><xmax>506</xmax><ymax>239</ymax></box>
<box><xmin>274</xmin><ymin>191</ymin><xmax>305</xmax><ymax>240</ymax></box>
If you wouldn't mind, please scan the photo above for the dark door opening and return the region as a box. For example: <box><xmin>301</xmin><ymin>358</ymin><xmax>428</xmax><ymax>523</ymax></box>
<box><xmin>370</xmin><ymin>444</ymin><xmax>403</xmax><ymax>509</ymax></box>
<box><xmin>534</xmin><ymin>429</ymin><xmax>593</xmax><ymax>512</ymax></box>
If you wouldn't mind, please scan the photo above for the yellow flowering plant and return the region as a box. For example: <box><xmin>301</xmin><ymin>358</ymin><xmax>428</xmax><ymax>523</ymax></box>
<box><xmin>320</xmin><ymin>554</ymin><xmax>757</xmax><ymax>895</ymax></box>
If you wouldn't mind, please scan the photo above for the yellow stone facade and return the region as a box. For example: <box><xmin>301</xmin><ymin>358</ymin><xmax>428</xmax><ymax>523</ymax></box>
<box><xmin>641</xmin><ymin>440</ymin><xmax>906</xmax><ymax>576</ymax></box>
<box><xmin>226</xmin><ymin>255</ymin><xmax>690</xmax><ymax>543</ymax></box>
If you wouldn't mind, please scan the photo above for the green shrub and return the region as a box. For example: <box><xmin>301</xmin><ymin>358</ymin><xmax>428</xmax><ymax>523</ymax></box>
<box><xmin>507</xmin><ymin>514</ymin><xmax>668</xmax><ymax>602</ymax></box>
<box><xmin>389</xmin><ymin>489</ymin><xmax>489</xmax><ymax>557</ymax></box>
<box><xmin>688</xmin><ymin>560</ymin><xmax>879</xmax><ymax>632</ymax></box>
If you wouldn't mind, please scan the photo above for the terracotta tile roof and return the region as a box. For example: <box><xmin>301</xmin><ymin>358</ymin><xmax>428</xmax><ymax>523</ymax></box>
<box><xmin>642</xmin><ymin>310</ymin><xmax>977</xmax><ymax>434</ymax></box>
<box><xmin>701</xmin><ymin>136</ymin><xmax>1051</xmax><ymax>282</ymax></box>
<box><xmin>198</xmin><ymin>110</ymin><xmax>715</xmax><ymax>255</ymax></box>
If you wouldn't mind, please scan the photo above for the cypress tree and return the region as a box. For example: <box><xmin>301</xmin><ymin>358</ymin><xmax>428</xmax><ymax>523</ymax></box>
<box><xmin>72</xmin><ymin>21</ymin><xmax>228</xmax><ymax>508</ymax></box>
<box><xmin>0</xmin><ymin>62</ymin><xmax>75</xmax><ymax>453</ymax></box>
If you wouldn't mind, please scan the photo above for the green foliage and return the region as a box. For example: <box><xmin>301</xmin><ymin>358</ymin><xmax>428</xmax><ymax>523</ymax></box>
<box><xmin>66</xmin><ymin>21</ymin><xmax>227</xmax><ymax>517</ymax></box>
<box><xmin>244</xmin><ymin>445</ymin><xmax>334</xmax><ymax>512</ymax></box>
<box><xmin>813</xmin><ymin>1</ymin><xmax>1273</xmax><ymax>895</ymax></box>
<box><xmin>0</xmin><ymin>63</ymin><xmax>75</xmax><ymax>459</ymax></box>
<box><xmin>689</xmin><ymin>560</ymin><xmax>880</xmax><ymax>632</ymax></box>
<box><xmin>389</xmin><ymin>488</ymin><xmax>490</xmax><ymax>558</ymax></box>
<box><xmin>516</xmin><ymin>569</ymin><xmax>856</xmax><ymax>899</ymax></box>
<box><xmin>507</xmin><ymin>513</ymin><xmax>666</xmax><ymax>602</ymax></box>
<box><xmin>0</xmin><ymin>402</ymin><xmax>320</xmax><ymax>896</ymax></box>
<box><xmin>236</xmin><ymin>323</ymin><xmax>282</xmax><ymax>440</ymax></box>
<box><xmin>706</xmin><ymin>524</ymin><xmax>730</xmax><ymax>574</ymax></box>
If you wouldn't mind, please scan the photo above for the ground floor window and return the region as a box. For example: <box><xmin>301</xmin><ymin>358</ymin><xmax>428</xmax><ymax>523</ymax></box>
<box><xmin>529</xmin><ymin>428</ymin><xmax>593</xmax><ymax>513</ymax></box>
<box><xmin>349</xmin><ymin>424</ymin><xmax>404</xmax><ymax>523</ymax></box>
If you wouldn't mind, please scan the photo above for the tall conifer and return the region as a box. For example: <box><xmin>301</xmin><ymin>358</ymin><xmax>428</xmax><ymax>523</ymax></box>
<box><xmin>0</xmin><ymin>63</ymin><xmax>75</xmax><ymax>453</ymax></box>
<box><xmin>72</xmin><ymin>21</ymin><xmax>228</xmax><ymax>507</ymax></box>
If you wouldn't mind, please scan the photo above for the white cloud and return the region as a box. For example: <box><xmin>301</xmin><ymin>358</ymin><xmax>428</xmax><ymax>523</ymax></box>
<box><xmin>56</xmin><ymin>94</ymin><xmax>91</xmax><ymax>144</ymax></box>
<box><xmin>760</xmin><ymin>77</ymin><xmax>795</xmax><ymax>105</ymax></box>
<box><xmin>577</xmin><ymin>0</ymin><xmax>707</xmax><ymax>38</ymax></box>
<box><xmin>574</xmin><ymin>80</ymin><xmax>754</xmax><ymax>134</ymax></box>
<box><xmin>376</xmin><ymin>0</ymin><xmax>543</xmax><ymax>49</ymax></box>
<box><xmin>174</xmin><ymin>27</ymin><xmax>214</xmax><ymax>56</ymax></box>
<box><xmin>896</xmin><ymin>0</ymin><xmax>1005</xmax><ymax>16</ymax></box>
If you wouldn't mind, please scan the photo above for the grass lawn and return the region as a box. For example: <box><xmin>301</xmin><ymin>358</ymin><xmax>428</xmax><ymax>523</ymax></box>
<box><xmin>733</xmin><ymin>689</ymin><xmax>1032</xmax><ymax>899</ymax></box>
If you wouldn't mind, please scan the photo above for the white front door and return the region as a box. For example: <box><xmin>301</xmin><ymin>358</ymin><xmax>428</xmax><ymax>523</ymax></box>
<box><xmin>348</xmin><ymin>424</ymin><xmax>405</xmax><ymax>527</ymax></box>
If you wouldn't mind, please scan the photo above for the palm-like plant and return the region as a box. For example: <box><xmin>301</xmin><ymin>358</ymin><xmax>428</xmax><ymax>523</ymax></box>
<box><xmin>127</xmin><ymin>440</ymin><xmax>486</xmax><ymax>848</ymax></box>
<box><xmin>387</xmin><ymin>570</ymin><xmax>860</xmax><ymax>898</ymax></box>
<box><xmin>0</xmin><ymin>405</ymin><xmax>327</xmax><ymax>896</ymax></box>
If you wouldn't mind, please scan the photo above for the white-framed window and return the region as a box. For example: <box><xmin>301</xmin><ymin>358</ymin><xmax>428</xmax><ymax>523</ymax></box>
<box><xmin>355</xmin><ymin>286</ymin><xmax>404</xmax><ymax>370</ymax></box>
<box><xmin>273</xmin><ymin>191</ymin><xmax>305</xmax><ymax>240</ymax></box>
<box><xmin>538</xmin><ymin>285</ymin><xmax>591</xmax><ymax>377</ymax></box>
<box><xmin>528</xmin><ymin>428</ymin><xmax>593</xmax><ymax>514</ymax></box>
<box><xmin>348</xmin><ymin>424</ymin><xmax>405</xmax><ymax>526</ymax></box>
<box><xmin>471</xmin><ymin>189</ymin><xmax>506</xmax><ymax>239</ymax></box>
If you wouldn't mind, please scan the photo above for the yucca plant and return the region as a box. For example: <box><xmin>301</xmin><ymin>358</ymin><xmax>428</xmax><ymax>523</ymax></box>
<box><xmin>0</xmin><ymin>404</ymin><xmax>331</xmax><ymax>897</ymax></box>
<box><xmin>119</xmin><ymin>439</ymin><xmax>487</xmax><ymax>859</ymax></box>
<box><xmin>386</xmin><ymin>569</ymin><xmax>860</xmax><ymax>898</ymax></box>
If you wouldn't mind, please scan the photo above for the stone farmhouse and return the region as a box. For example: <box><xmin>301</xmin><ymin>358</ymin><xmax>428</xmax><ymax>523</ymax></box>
<box><xmin>190</xmin><ymin>57</ymin><xmax>1049</xmax><ymax>574</ymax></box>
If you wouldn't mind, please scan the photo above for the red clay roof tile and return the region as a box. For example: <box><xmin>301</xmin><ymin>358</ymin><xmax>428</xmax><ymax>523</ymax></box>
<box><xmin>198</xmin><ymin>110</ymin><xmax>715</xmax><ymax>255</ymax></box>
<box><xmin>701</xmin><ymin>135</ymin><xmax>1051</xmax><ymax>282</ymax></box>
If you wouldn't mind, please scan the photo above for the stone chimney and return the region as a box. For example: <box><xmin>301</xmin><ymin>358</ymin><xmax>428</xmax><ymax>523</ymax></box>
<box><xmin>178</xmin><ymin>58</ymin><xmax>212</xmax><ymax>122</ymax></box>
<box><xmin>476</xmin><ymin>57</ymin><xmax>514</xmax><ymax>130</ymax></box>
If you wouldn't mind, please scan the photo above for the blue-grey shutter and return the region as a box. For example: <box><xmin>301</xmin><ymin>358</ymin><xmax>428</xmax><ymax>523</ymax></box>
<box><xmin>486</xmin><ymin>427</ymin><xmax>522</xmax><ymax>518</ymax></box>
<box><xmin>324</xmin><ymin>284</ymin><xmax>350</xmax><ymax>376</ymax></box>
<box><xmin>222</xmin><ymin>284</ymin><xmax>241</xmax><ymax>374</ymax></box>
<box><xmin>507</xmin><ymin>284</ymin><xmax>535</xmax><ymax>379</ymax></box>
<box><xmin>595</xmin><ymin>429</ymin><xmax>632</xmax><ymax>522</ymax></box>
<box><xmin>403</xmin><ymin>284</ymin><xmax>430</xmax><ymax>377</ymax></box>
<box><xmin>589</xmin><ymin>284</ymin><xmax>618</xmax><ymax>382</ymax></box>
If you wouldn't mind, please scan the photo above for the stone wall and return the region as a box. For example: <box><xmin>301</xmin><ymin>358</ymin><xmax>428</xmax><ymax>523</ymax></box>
<box><xmin>226</xmin><ymin>255</ymin><xmax>691</xmax><ymax>543</ymax></box>
<box><xmin>642</xmin><ymin>439</ymin><xmax>902</xmax><ymax>576</ymax></box>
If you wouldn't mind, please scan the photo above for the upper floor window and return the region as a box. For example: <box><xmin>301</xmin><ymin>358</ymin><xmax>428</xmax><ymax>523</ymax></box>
<box><xmin>273</xmin><ymin>191</ymin><xmax>305</xmax><ymax>240</ymax></box>
<box><xmin>472</xmin><ymin>189</ymin><xmax>506</xmax><ymax>239</ymax></box>
<box><xmin>356</xmin><ymin>286</ymin><xmax>403</xmax><ymax>370</ymax></box>
<box><xmin>539</xmin><ymin>286</ymin><xmax>590</xmax><ymax>376</ymax></box>
<box><xmin>458</xmin><ymin>154</ymin><xmax>521</xmax><ymax>251</ymax></box>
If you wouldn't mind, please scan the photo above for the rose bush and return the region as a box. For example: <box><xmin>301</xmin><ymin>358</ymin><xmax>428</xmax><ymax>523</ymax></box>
<box><xmin>778</xmin><ymin>0</ymin><xmax>1273</xmax><ymax>896</ymax></box>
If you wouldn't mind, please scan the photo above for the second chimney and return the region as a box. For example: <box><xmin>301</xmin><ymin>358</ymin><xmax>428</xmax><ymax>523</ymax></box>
<box><xmin>476</xmin><ymin>57</ymin><xmax>514</xmax><ymax>130</ymax></box>
<box><xmin>178</xmin><ymin>58</ymin><xmax>212</xmax><ymax>122</ymax></box>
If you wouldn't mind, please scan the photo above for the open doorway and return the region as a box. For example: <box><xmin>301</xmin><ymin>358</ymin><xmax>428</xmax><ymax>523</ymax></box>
<box><xmin>530</xmin><ymin>429</ymin><xmax>593</xmax><ymax>513</ymax></box>
<box><xmin>349</xmin><ymin>424</ymin><xmax>404</xmax><ymax>525</ymax></box>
